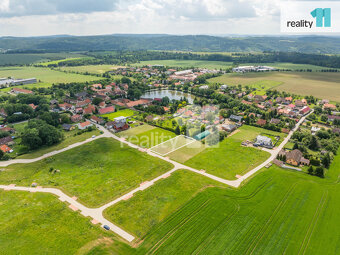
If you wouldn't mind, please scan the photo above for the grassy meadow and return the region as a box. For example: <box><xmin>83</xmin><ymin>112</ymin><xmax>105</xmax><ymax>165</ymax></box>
<box><xmin>183</xmin><ymin>125</ymin><xmax>285</xmax><ymax>179</ymax></box>
<box><xmin>104</xmin><ymin>170</ymin><xmax>227</xmax><ymax>238</ymax></box>
<box><xmin>0</xmin><ymin>138</ymin><xmax>173</xmax><ymax>207</ymax></box>
<box><xmin>0</xmin><ymin>66</ymin><xmax>103</xmax><ymax>91</ymax></box>
<box><xmin>208</xmin><ymin>72</ymin><xmax>340</xmax><ymax>102</ymax></box>
<box><xmin>101</xmin><ymin>109</ymin><xmax>137</xmax><ymax>120</ymax></box>
<box><xmin>0</xmin><ymin>190</ymin><xmax>114</xmax><ymax>254</ymax></box>
<box><xmin>118</xmin><ymin>125</ymin><xmax>177</xmax><ymax>148</ymax></box>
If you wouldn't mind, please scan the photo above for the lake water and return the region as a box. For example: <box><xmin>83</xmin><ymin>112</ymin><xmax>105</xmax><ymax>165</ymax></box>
<box><xmin>141</xmin><ymin>90</ymin><xmax>195</xmax><ymax>104</ymax></box>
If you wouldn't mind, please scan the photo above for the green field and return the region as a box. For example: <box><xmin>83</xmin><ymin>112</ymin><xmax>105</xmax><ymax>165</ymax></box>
<box><xmin>0</xmin><ymin>66</ymin><xmax>103</xmax><ymax>91</ymax></box>
<box><xmin>119</xmin><ymin>125</ymin><xmax>177</xmax><ymax>148</ymax></box>
<box><xmin>183</xmin><ymin>125</ymin><xmax>284</xmax><ymax>179</ymax></box>
<box><xmin>104</xmin><ymin>170</ymin><xmax>227</xmax><ymax>238</ymax></box>
<box><xmin>132</xmin><ymin>60</ymin><xmax>233</xmax><ymax>69</ymax></box>
<box><xmin>101</xmin><ymin>109</ymin><xmax>137</xmax><ymax>120</ymax></box>
<box><xmin>38</xmin><ymin>57</ymin><xmax>85</xmax><ymax>66</ymax></box>
<box><xmin>59</xmin><ymin>64</ymin><xmax>124</xmax><ymax>74</ymax></box>
<box><xmin>16</xmin><ymin>128</ymin><xmax>101</xmax><ymax>159</ymax></box>
<box><xmin>0</xmin><ymin>138</ymin><xmax>173</xmax><ymax>207</ymax></box>
<box><xmin>240</xmin><ymin>62</ymin><xmax>340</xmax><ymax>71</ymax></box>
<box><xmin>0</xmin><ymin>53</ymin><xmax>85</xmax><ymax>66</ymax></box>
<box><xmin>0</xmin><ymin>190</ymin><xmax>114</xmax><ymax>254</ymax></box>
<box><xmin>208</xmin><ymin>72</ymin><xmax>340</xmax><ymax>102</ymax></box>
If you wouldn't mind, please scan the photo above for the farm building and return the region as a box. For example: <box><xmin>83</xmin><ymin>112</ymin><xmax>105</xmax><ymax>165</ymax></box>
<box><xmin>194</xmin><ymin>130</ymin><xmax>210</xmax><ymax>140</ymax></box>
<box><xmin>222</xmin><ymin>124</ymin><xmax>237</xmax><ymax>132</ymax></box>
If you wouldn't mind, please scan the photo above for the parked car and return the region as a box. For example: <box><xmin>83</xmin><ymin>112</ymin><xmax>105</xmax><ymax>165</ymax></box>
<box><xmin>103</xmin><ymin>225</ymin><xmax>110</xmax><ymax>230</ymax></box>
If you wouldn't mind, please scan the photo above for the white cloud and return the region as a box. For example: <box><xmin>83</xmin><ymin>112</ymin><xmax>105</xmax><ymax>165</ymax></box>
<box><xmin>0</xmin><ymin>0</ymin><xmax>289</xmax><ymax>36</ymax></box>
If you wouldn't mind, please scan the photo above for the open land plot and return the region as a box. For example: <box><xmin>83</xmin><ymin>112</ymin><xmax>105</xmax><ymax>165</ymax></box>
<box><xmin>16</xmin><ymin>128</ymin><xmax>101</xmax><ymax>159</ymax></box>
<box><xmin>119</xmin><ymin>125</ymin><xmax>177</xmax><ymax>148</ymax></box>
<box><xmin>183</xmin><ymin>125</ymin><xmax>285</xmax><ymax>180</ymax></box>
<box><xmin>0</xmin><ymin>138</ymin><xmax>173</xmax><ymax>207</ymax></box>
<box><xmin>101</xmin><ymin>109</ymin><xmax>137</xmax><ymax>120</ymax></box>
<box><xmin>208</xmin><ymin>72</ymin><xmax>340</xmax><ymax>102</ymax></box>
<box><xmin>132</xmin><ymin>60</ymin><xmax>233</xmax><ymax>69</ymax></box>
<box><xmin>150</xmin><ymin>135</ymin><xmax>195</xmax><ymax>156</ymax></box>
<box><xmin>0</xmin><ymin>190</ymin><xmax>117</xmax><ymax>255</ymax></box>
<box><xmin>0</xmin><ymin>66</ymin><xmax>103</xmax><ymax>91</ymax></box>
<box><xmin>59</xmin><ymin>64</ymin><xmax>125</xmax><ymax>74</ymax></box>
<box><xmin>104</xmin><ymin>169</ymin><xmax>227</xmax><ymax>238</ymax></box>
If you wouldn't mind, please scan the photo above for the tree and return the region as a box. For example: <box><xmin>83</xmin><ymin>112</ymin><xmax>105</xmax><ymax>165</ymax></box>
<box><xmin>309</xmin><ymin>136</ymin><xmax>319</xmax><ymax>151</ymax></box>
<box><xmin>0</xmin><ymin>149</ymin><xmax>4</xmax><ymax>160</ymax></box>
<box><xmin>322</xmin><ymin>153</ymin><xmax>331</xmax><ymax>169</ymax></box>
<box><xmin>21</xmin><ymin>128</ymin><xmax>42</xmax><ymax>150</ymax></box>
<box><xmin>307</xmin><ymin>165</ymin><xmax>314</xmax><ymax>175</ymax></box>
<box><xmin>175</xmin><ymin>125</ymin><xmax>180</xmax><ymax>135</ymax></box>
<box><xmin>315</xmin><ymin>167</ymin><xmax>324</xmax><ymax>178</ymax></box>
<box><xmin>92</xmin><ymin>97</ymin><xmax>103</xmax><ymax>105</ymax></box>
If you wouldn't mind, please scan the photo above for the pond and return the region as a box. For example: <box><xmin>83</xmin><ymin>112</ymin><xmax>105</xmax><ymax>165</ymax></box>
<box><xmin>141</xmin><ymin>90</ymin><xmax>195</xmax><ymax>104</ymax></box>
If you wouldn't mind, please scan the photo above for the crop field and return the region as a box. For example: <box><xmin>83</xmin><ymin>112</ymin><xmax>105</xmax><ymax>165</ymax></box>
<box><xmin>183</xmin><ymin>125</ymin><xmax>285</xmax><ymax>180</ymax></box>
<box><xmin>0</xmin><ymin>66</ymin><xmax>103</xmax><ymax>91</ymax></box>
<box><xmin>119</xmin><ymin>125</ymin><xmax>177</xmax><ymax>148</ymax></box>
<box><xmin>0</xmin><ymin>190</ymin><xmax>113</xmax><ymax>254</ymax></box>
<box><xmin>0</xmin><ymin>53</ymin><xmax>85</xmax><ymax>66</ymax></box>
<box><xmin>59</xmin><ymin>64</ymin><xmax>125</xmax><ymax>74</ymax></box>
<box><xmin>38</xmin><ymin>57</ymin><xmax>86</xmax><ymax>66</ymax></box>
<box><xmin>101</xmin><ymin>109</ymin><xmax>137</xmax><ymax>120</ymax></box>
<box><xmin>104</xmin><ymin>170</ymin><xmax>227</xmax><ymax>238</ymax></box>
<box><xmin>240</xmin><ymin>62</ymin><xmax>340</xmax><ymax>71</ymax></box>
<box><xmin>208</xmin><ymin>72</ymin><xmax>340</xmax><ymax>102</ymax></box>
<box><xmin>0</xmin><ymin>138</ymin><xmax>173</xmax><ymax>207</ymax></box>
<box><xmin>132</xmin><ymin>60</ymin><xmax>233</xmax><ymax>69</ymax></box>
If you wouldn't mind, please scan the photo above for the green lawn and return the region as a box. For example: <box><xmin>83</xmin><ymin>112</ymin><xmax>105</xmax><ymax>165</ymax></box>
<box><xmin>132</xmin><ymin>60</ymin><xmax>233</xmax><ymax>69</ymax></box>
<box><xmin>208</xmin><ymin>72</ymin><xmax>340</xmax><ymax>102</ymax></box>
<box><xmin>0</xmin><ymin>190</ymin><xmax>112</xmax><ymax>255</ymax></box>
<box><xmin>0</xmin><ymin>66</ymin><xmax>104</xmax><ymax>91</ymax></box>
<box><xmin>183</xmin><ymin>125</ymin><xmax>285</xmax><ymax>179</ymax></box>
<box><xmin>16</xmin><ymin>128</ymin><xmax>101</xmax><ymax>159</ymax></box>
<box><xmin>101</xmin><ymin>109</ymin><xmax>137</xmax><ymax>120</ymax></box>
<box><xmin>119</xmin><ymin>125</ymin><xmax>177</xmax><ymax>148</ymax></box>
<box><xmin>0</xmin><ymin>138</ymin><xmax>173</xmax><ymax>207</ymax></box>
<box><xmin>104</xmin><ymin>170</ymin><xmax>227</xmax><ymax>238</ymax></box>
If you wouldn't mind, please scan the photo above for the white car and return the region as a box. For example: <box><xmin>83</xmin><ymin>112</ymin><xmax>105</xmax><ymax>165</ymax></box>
<box><xmin>92</xmin><ymin>135</ymin><xmax>96</xmax><ymax>138</ymax></box>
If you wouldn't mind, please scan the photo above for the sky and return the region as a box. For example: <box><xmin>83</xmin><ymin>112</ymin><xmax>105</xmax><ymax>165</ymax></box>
<box><xmin>0</xmin><ymin>0</ymin><xmax>331</xmax><ymax>36</ymax></box>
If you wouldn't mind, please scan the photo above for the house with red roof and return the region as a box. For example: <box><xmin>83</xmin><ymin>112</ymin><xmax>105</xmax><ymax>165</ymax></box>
<box><xmin>98</xmin><ymin>106</ymin><xmax>115</xmax><ymax>115</ymax></box>
<box><xmin>256</xmin><ymin>119</ymin><xmax>267</xmax><ymax>126</ymax></box>
<box><xmin>83</xmin><ymin>104</ymin><xmax>96</xmax><ymax>115</ymax></box>
<box><xmin>299</xmin><ymin>106</ymin><xmax>311</xmax><ymax>116</ymax></box>
<box><xmin>77</xmin><ymin>120</ymin><xmax>93</xmax><ymax>130</ymax></box>
<box><xmin>0</xmin><ymin>144</ymin><xmax>13</xmax><ymax>153</ymax></box>
<box><xmin>71</xmin><ymin>114</ymin><xmax>82</xmax><ymax>123</ymax></box>
<box><xmin>91</xmin><ymin>115</ymin><xmax>105</xmax><ymax>125</ymax></box>
<box><xmin>11</xmin><ymin>87</ymin><xmax>33</xmax><ymax>94</ymax></box>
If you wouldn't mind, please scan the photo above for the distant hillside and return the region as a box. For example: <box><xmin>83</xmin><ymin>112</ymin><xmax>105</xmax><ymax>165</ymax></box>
<box><xmin>0</xmin><ymin>35</ymin><xmax>340</xmax><ymax>54</ymax></box>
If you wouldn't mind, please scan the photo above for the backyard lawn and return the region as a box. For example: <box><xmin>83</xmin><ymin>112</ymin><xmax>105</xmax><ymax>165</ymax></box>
<box><xmin>0</xmin><ymin>138</ymin><xmax>173</xmax><ymax>207</ymax></box>
<box><xmin>183</xmin><ymin>125</ymin><xmax>285</xmax><ymax>179</ymax></box>
<box><xmin>101</xmin><ymin>109</ymin><xmax>137</xmax><ymax>120</ymax></box>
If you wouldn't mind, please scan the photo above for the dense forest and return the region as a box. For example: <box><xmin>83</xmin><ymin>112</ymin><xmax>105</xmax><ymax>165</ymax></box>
<box><xmin>1</xmin><ymin>34</ymin><xmax>340</xmax><ymax>54</ymax></box>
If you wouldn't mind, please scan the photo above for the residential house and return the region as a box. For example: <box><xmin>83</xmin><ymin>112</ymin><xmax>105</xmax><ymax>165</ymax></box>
<box><xmin>222</xmin><ymin>124</ymin><xmax>237</xmax><ymax>132</ymax></box>
<box><xmin>98</xmin><ymin>106</ymin><xmax>115</xmax><ymax>115</ymax></box>
<box><xmin>59</xmin><ymin>103</ymin><xmax>73</xmax><ymax>111</ymax></box>
<box><xmin>229</xmin><ymin>114</ymin><xmax>242</xmax><ymax>123</ymax></box>
<box><xmin>83</xmin><ymin>104</ymin><xmax>96</xmax><ymax>115</ymax></box>
<box><xmin>0</xmin><ymin>136</ymin><xmax>14</xmax><ymax>146</ymax></box>
<box><xmin>0</xmin><ymin>144</ymin><xmax>13</xmax><ymax>153</ymax></box>
<box><xmin>62</xmin><ymin>124</ymin><xmax>75</xmax><ymax>131</ymax></box>
<box><xmin>77</xmin><ymin>121</ymin><xmax>93</xmax><ymax>130</ymax></box>
<box><xmin>270</xmin><ymin>118</ymin><xmax>281</xmax><ymax>125</ymax></box>
<box><xmin>324</xmin><ymin>103</ymin><xmax>336</xmax><ymax>110</ymax></box>
<box><xmin>91</xmin><ymin>115</ymin><xmax>105</xmax><ymax>125</ymax></box>
<box><xmin>254</xmin><ymin>135</ymin><xmax>273</xmax><ymax>148</ymax></box>
<box><xmin>299</xmin><ymin>106</ymin><xmax>311</xmax><ymax>116</ymax></box>
<box><xmin>284</xmin><ymin>149</ymin><xmax>310</xmax><ymax>166</ymax></box>
<box><xmin>71</xmin><ymin>114</ymin><xmax>82</xmax><ymax>123</ymax></box>
<box><xmin>256</xmin><ymin>119</ymin><xmax>267</xmax><ymax>126</ymax></box>
<box><xmin>328</xmin><ymin>115</ymin><xmax>340</xmax><ymax>122</ymax></box>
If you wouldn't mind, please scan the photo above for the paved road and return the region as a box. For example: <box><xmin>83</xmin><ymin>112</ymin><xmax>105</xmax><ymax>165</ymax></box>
<box><xmin>0</xmin><ymin>112</ymin><xmax>311</xmax><ymax>242</ymax></box>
